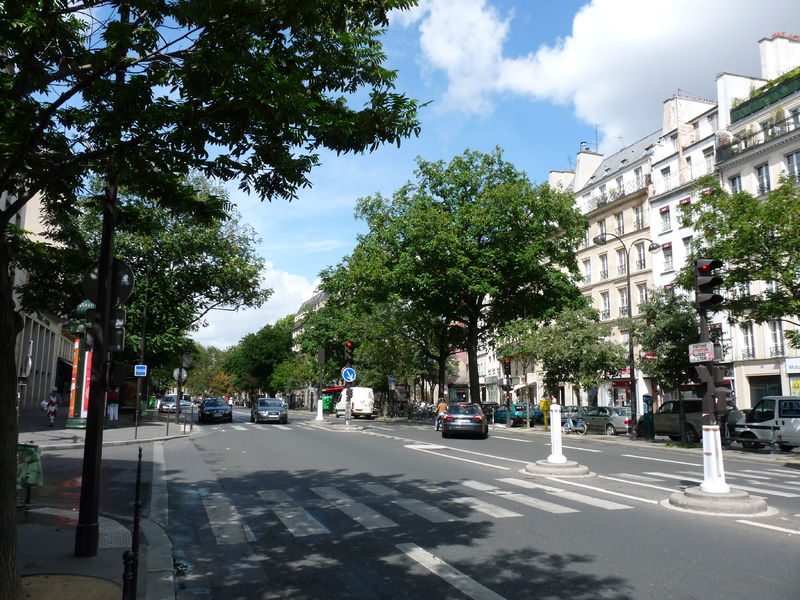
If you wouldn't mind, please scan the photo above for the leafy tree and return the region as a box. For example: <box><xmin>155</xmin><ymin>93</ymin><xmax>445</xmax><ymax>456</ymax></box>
<box><xmin>186</xmin><ymin>345</ymin><xmax>230</xmax><ymax>396</ymax></box>
<box><xmin>352</xmin><ymin>148</ymin><xmax>588</xmax><ymax>402</ymax></box>
<box><xmin>224</xmin><ymin>315</ymin><xmax>294</xmax><ymax>397</ymax></box>
<box><xmin>680</xmin><ymin>174</ymin><xmax>800</xmax><ymax>347</ymax></box>
<box><xmin>501</xmin><ymin>307</ymin><xmax>627</xmax><ymax>404</ymax></box>
<box><xmin>0</xmin><ymin>2</ymin><xmax>421</xmax><ymax>594</ymax></box>
<box><xmin>209</xmin><ymin>372</ymin><xmax>235</xmax><ymax>397</ymax></box>
<box><xmin>271</xmin><ymin>354</ymin><xmax>317</xmax><ymax>397</ymax></box>
<box><xmin>634</xmin><ymin>288</ymin><xmax>702</xmax><ymax>395</ymax></box>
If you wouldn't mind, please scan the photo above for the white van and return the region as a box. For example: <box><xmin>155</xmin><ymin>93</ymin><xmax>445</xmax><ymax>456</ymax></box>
<box><xmin>734</xmin><ymin>396</ymin><xmax>800</xmax><ymax>451</ymax></box>
<box><xmin>335</xmin><ymin>387</ymin><xmax>375</xmax><ymax>419</ymax></box>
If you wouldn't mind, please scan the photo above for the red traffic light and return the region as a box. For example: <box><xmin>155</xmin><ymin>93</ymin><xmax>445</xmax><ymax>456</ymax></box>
<box><xmin>345</xmin><ymin>341</ymin><xmax>354</xmax><ymax>348</ymax></box>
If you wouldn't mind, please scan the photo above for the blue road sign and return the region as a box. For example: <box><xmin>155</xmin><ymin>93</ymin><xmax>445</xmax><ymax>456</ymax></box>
<box><xmin>134</xmin><ymin>364</ymin><xmax>148</xmax><ymax>377</ymax></box>
<box><xmin>341</xmin><ymin>367</ymin><xmax>357</xmax><ymax>382</ymax></box>
<box><xmin>388</xmin><ymin>375</ymin><xmax>396</xmax><ymax>383</ymax></box>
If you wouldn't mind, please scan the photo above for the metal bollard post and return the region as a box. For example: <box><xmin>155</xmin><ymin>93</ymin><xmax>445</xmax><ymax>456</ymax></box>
<box><xmin>121</xmin><ymin>550</ymin><xmax>135</xmax><ymax>599</ymax></box>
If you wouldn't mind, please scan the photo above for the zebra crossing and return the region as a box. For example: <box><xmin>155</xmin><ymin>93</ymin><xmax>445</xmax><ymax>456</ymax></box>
<box><xmin>195</xmin><ymin>466</ymin><xmax>800</xmax><ymax>546</ymax></box>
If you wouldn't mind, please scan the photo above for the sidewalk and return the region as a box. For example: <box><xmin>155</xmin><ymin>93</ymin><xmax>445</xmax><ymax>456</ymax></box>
<box><xmin>17</xmin><ymin>407</ymin><xmax>190</xmax><ymax>599</ymax></box>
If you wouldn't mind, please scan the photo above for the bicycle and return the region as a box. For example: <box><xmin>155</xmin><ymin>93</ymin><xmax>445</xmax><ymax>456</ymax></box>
<box><xmin>562</xmin><ymin>415</ymin><xmax>587</xmax><ymax>435</ymax></box>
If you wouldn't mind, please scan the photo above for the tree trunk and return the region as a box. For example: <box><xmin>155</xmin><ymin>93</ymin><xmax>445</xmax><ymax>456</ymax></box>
<box><xmin>0</xmin><ymin>234</ymin><xmax>25</xmax><ymax>599</ymax></box>
<box><xmin>466</xmin><ymin>313</ymin><xmax>480</xmax><ymax>404</ymax></box>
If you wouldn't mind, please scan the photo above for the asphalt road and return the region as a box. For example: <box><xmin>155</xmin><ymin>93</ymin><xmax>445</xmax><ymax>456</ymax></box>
<box><xmin>162</xmin><ymin>408</ymin><xmax>800</xmax><ymax>600</ymax></box>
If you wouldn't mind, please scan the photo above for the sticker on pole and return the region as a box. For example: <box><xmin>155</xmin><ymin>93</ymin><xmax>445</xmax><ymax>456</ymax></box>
<box><xmin>688</xmin><ymin>343</ymin><xmax>714</xmax><ymax>363</ymax></box>
<box><xmin>341</xmin><ymin>367</ymin><xmax>357</xmax><ymax>382</ymax></box>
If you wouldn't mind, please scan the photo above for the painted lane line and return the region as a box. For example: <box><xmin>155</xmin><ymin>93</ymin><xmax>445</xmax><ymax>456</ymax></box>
<box><xmin>397</xmin><ymin>543</ymin><xmax>506</xmax><ymax>600</ymax></box>
<box><xmin>274</xmin><ymin>424</ymin><xmax>292</xmax><ymax>430</ymax></box>
<box><xmin>451</xmin><ymin>497</ymin><xmax>523</xmax><ymax>519</ymax></box>
<box><xmin>405</xmin><ymin>446</ymin><xmax>511</xmax><ymax>470</ymax></box>
<box><xmin>756</xmin><ymin>468</ymin><xmax>800</xmax><ymax>477</ymax></box>
<box><xmin>541</xmin><ymin>477</ymin><xmax>659</xmax><ymax>505</ymax></box>
<box><xmin>611</xmin><ymin>473</ymin><xmax>664</xmax><ymax>483</ymax></box>
<box><xmin>598</xmin><ymin>475</ymin><xmax>676</xmax><ymax>493</ymax></box>
<box><xmin>644</xmin><ymin>472</ymin><xmax>799</xmax><ymax>498</ymax></box>
<box><xmin>736</xmin><ymin>520</ymin><xmax>800</xmax><ymax>536</ymax></box>
<box><xmin>422</xmin><ymin>446</ymin><xmax>532</xmax><ymax>465</ymax></box>
<box><xmin>622</xmin><ymin>454</ymin><xmax>697</xmax><ymax>466</ymax></box>
<box><xmin>311</xmin><ymin>486</ymin><xmax>398</xmax><ymax>530</ymax></box>
<box><xmin>406</xmin><ymin>444</ymin><xmax>445</xmax><ymax>450</ymax></box>
<box><xmin>497</xmin><ymin>478</ymin><xmax>632</xmax><ymax>510</ymax></box>
<box><xmin>545</xmin><ymin>443</ymin><xmax>602</xmax><ymax>453</ymax></box>
<box><xmin>393</xmin><ymin>499</ymin><xmax>459</xmax><ymax>523</ymax></box>
<box><xmin>725</xmin><ymin>471</ymin><xmax>771</xmax><ymax>480</ymax></box>
<box><xmin>462</xmin><ymin>480</ymin><xmax>577</xmax><ymax>514</ymax></box>
<box><xmin>492</xmin><ymin>436</ymin><xmax>534</xmax><ymax>443</ymax></box>
<box><xmin>368</xmin><ymin>426</ymin><xmax>396</xmax><ymax>431</ymax></box>
<box><xmin>258</xmin><ymin>489</ymin><xmax>330</xmax><ymax>537</ymax></box>
<box><xmin>231</xmin><ymin>425</ymin><xmax>248</xmax><ymax>431</ymax></box>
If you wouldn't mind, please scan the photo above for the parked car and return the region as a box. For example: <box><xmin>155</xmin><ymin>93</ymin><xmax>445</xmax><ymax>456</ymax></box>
<box><xmin>198</xmin><ymin>397</ymin><xmax>233</xmax><ymax>423</ymax></box>
<box><xmin>560</xmin><ymin>405</ymin><xmax>588</xmax><ymax>423</ymax></box>
<box><xmin>479</xmin><ymin>402</ymin><xmax>500</xmax><ymax>421</ymax></box>
<box><xmin>734</xmin><ymin>396</ymin><xmax>800</xmax><ymax>451</ymax></box>
<box><xmin>334</xmin><ymin>387</ymin><xmax>375</xmax><ymax>419</ymax></box>
<box><xmin>584</xmin><ymin>406</ymin><xmax>631</xmax><ymax>435</ymax></box>
<box><xmin>637</xmin><ymin>398</ymin><xmax>703</xmax><ymax>444</ymax></box>
<box><xmin>252</xmin><ymin>398</ymin><xmax>289</xmax><ymax>424</ymax></box>
<box><xmin>441</xmin><ymin>403</ymin><xmax>489</xmax><ymax>439</ymax></box>
<box><xmin>494</xmin><ymin>403</ymin><xmax>542</xmax><ymax>426</ymax></box>
<box><xmin>158</xmin><ymin>395</ymin><xmax>177</xmax><ymax>413</ymax></box>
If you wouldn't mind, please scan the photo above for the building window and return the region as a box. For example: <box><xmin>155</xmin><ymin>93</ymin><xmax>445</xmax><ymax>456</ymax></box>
<box><xmin>582</xmin><ymin>259</ymin><xmax>591</xmax><ymax>284</ymax></box>
<box><xmin>598</xmin><ymin>219</ymin><xmax>606</xmax><ymax>236</ymax></box>
<box><xmin>703</xmin><ymin>147</ymin><xmax>714</xmax><ymax>174</ymax></box>
<box><xmin>599</xmin><ymin>254</ymin><xmax>609</xmax><ymax>280</ymax></box>
<box><xmin>614</xmin><ymin>176</ymin><xmax>624</xmax><ymax>198</ymax></box>
<box><xmin>634</xmin><ymin>205</ymin><xmax>644</xmax><ymax>230</ymax></box>
<box><xmin>599</xmin><ymin>184</ymin><xmax>607</xmax><ymax>203</ymax></box>
<box><xmin>635</xmin><ymin>242</ymin><xmax>646</xmax><ymax>270</ymax></box>
<box><xmin>756</xmin><ymin>163</ymin><xmax>771</xmax><ymax>195</ymax></box>
<box><xmin>662</xmin><ymin>247</ymin><xmax>674</xmax><ymax>272</ymax></box>
<box><xmin>661</xmin><ymin>167</ymin><xmax>672</xmax><ymax>191</ymax></box>
<box><xmin>583</xmin><ymin>229</ymin><xmax>590</xmax><ymax>249</ymax></box>
<box><xmin>683</xmin><ymin>236</ymin><xmax>693</xmax><ymax>257</ymax></box>
<box><xmin>617</xmin><ymin>248</ymin><xmax>627</xmax><ymax>276</ymax></box>
<box><xmin>618</xmin><ymin>288</ymin><xmax>629</xmax><ymax>317</ymax></box>
<box><xmin>615</xmin><ymin>212</ymin><xmax>624</xmax><ymax>235</ymax></box>
<box><xmin>729</xmin><ymin>174</ymin><xmax>742</xmax><ymax>193</ymax></box>
<box><xmin>600</xmin><ymin>292</ymin><xmax>610</xmax><ymax>320</ymax></box>
<box><xmin>660</xmin><ymin>207</ymin><xmax>671</xmax><ymax>232</ymax></box>
<box><xmin>636</xmin><ymin>283</ymin><xmax>648</xmax><ymax>307</ymax></box>
<box><xmin>685</xmin><ymin>156</ymin><xmax>693</xmax><ymax>180</ymax></box>
<box><xmin>634</xmin><ymin>167</ymin><xmax>644</xmax><ymax>189</ymax></box>
<box><xmin>786</xmin><ymin>151</ymin><xmax>800</xmax><ymax>181</ymax></box>
<box><xmin>769</xmin><ymin>321</ymin><xmax>784</xmax><ymax>357</ymax></box>
<box><xmin>741</xmin><ymin>322</ymin><xmax>755</xmax><ymax>359</ymax></box>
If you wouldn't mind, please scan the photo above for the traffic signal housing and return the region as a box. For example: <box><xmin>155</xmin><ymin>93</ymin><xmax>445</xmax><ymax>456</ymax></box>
<box><xmin>694</xmin><ymin>258</ymin><xmax>724</xmax><ymax>310</ymax></box>
<box><xmin>343</xmin><ymin>340</ymin><xmax>354</xmax><ymax>364</ymax></box>
<box><xmin>502</xmin><ymin>358</ymin><xmax>511</xmax><ymax>376</ymax></box>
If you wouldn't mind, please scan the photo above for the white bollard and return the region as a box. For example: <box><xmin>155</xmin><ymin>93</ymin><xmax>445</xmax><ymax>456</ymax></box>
<box><xmin>315</xmin><ymin>396</ymin><xmax>324</xmax><ymax>421</ymax></box>
<box><xmin>547</xmin><ymin>404</ymin><xmax>567</xmax><ymax>464</ymax></box>
<box><xmin>700</xmin><ymin>424</ymin><xmax>730</xmax><ymax>493</ymax></box>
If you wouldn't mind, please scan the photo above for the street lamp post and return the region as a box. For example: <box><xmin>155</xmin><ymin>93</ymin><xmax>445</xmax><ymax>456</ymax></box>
<box><xmin>593</xmin><ymin>233</ymin><xmax>660</xmax><ymax>440</ymax></box>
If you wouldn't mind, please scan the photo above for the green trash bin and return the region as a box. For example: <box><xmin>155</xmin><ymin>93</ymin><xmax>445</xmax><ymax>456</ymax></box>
<box><xmin>17</xmin><ymin>444</ymin><xmax>43</xmax><ymax>503</ymax></box>
<box><xmin>322</xmin><ymin>395</ymin><xmax>333</xmax><ymax>412</ymax></box>
<box><xmin>643</xmin><ymin>412</ymin><xmax>655</xmax><ymax>440</ymax></box>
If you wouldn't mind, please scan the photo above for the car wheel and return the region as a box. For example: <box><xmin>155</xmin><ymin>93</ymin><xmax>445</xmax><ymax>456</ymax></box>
<box><xmin>441</xmin><ymin>430</ymin><xmax>449</xmax><ymax>439</ymax></box>
<box><xmin>779</xmin><ymin>444</ymin><xmax>795</xmax><ymax>452</ymax></box>
<box><xmin>739</xmin><ymin>432</ymin><xmax>763</xmax><ymax>449</ymax></box>
<box><xmin>605</xmin><ymin>424</ymin><xmax>617</xmax><ymax>436</ymax></box>
<box><xmin>685</xmin><ymin>425</ymin><xmax>700</xmax><ymax>445</ymax></box>
<box><xmin>667</xmin><ymin>435</ymin><xmax>680</xmax><ymax>441</ymax></box>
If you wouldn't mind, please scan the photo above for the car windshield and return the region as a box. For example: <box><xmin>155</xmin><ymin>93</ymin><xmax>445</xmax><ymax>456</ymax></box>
<box><xmin>260</xmin><ymin>399</ymin><xmax>282</xmax><ymax>408</ymax></box>
<box><xmin>448</xmin><ymin>404</ymin><xmax>481</xmax><ymax>415</ymax></box>
<box><xmin>203</xmin><ymin>398</ymin><xmax>225</xmax><ymax>407</ymax></box>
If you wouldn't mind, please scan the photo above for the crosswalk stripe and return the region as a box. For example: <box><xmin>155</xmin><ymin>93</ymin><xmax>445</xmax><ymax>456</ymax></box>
<box><xmin>311</xmin><ymin>486</ymin><xmax>398</xmax><ymax>529</ymax></box>
<box><xmin>274</xmin><ymin>424</ymin><xmax>292</xmax><ymax>430</ymax></box>
<box><xmin>644</xmin><ymin>472</ymin><xmax>800</xmax><ymax>497</ymax></box>
<box><xmin>462</xmin><ymin>480</ymin><xmax>577</xmax><ymax>514</ymax></box>
<box><xmin>201</xmin><ymin>492</ymin><xmax>249</xmax><ymax>544</ymax></box>
<box><xmin>393</xmin><ymin>499</ymin><xmax>459</xmax><ymax>523</ymax></box>
<box><xmin>599</xmin><ymin>474</ymin><xmax>676</xmax><ymax>493</ymax></box>
<box><xmin>231</xmin><ymin>425</ymin><xmax>247</xmax><ymax>431</ymax></box>
<box><xmin>451</xmin><ymin>496</ymin><xmax>523</xmax><ymax>518</ymax></box>
<box><xmin>258</xmin><ymin>490</ymin><xmax>330</xmax><ymax>537</ymax></box>
<box><xmin>498</xmin><ymin>478</ymin><xmax>632</xmax><ymax>510</ymax></box>
<box><xmin>540</xmin><ymin>477</ymin><xmax>659</xmax><ymax>505</ymax></box>
<box><xmin>361</xmin><ymin>483</ymin><xmax>400</xmax><ymax>496</ymax></box>
<box><xmin>751</xmin><ymin>468</ymin><xmax>800</xmax><ymax>477</ymax></box>
<box><xmin>612</xmin><ymin>473</ymin><xmax>664</xmax><ymax>482</ymax></box>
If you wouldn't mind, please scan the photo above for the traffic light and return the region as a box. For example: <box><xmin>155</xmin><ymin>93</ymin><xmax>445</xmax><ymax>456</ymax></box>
<box><xmin>181</xmin><ymin>349</ymin><xmax>192</xmax><ymax>369</ymax></box>
<box><xmin>108</xmin><ymin>308</ymin><xmax>126</xmax><ymax>352</ymax></box>
<box><xmin>694</xmin><ymin>363</ymin><xmax>713</xmax><ymax>404</ymax></box>
<box><xmin>502</xmin><ymin>358</ymin><xmax>511</xmax><ymax>376</ymax></box>
<box><xmin>343</xmin><ymin>340</ymin><xmax>354</xmax><ymax>364</ymax></box>
<box><xmin>694</xmin><ymin>258</ymin><xmax>724</xmax><ymax>310</ymax></box>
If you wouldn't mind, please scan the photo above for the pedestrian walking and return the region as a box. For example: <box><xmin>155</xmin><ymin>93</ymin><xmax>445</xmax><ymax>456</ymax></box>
<box><xmin>107</xmin><ymin>387</ymin><xmax>120</xmax><ymax>423</ymax></box>
<box><xmin>45</xmin><ymin>387</ymin><xmax>60</xmax><ymax>427</ymax></box>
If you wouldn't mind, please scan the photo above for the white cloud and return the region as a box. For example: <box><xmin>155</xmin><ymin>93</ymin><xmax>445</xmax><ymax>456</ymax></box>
<box><xmin>399</xmin><ymin>0</ymin><xmax>800</xmax><ymax>148</ymax></box>
<box><xmin>190</xmin><ymin>264</ymin><xmax>318</xmax><ymax>349</ymax></box>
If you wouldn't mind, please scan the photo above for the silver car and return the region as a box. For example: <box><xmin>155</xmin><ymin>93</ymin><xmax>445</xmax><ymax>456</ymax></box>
<box><xmin>251</xmin><ymin>398</ymin><xmax>288</xmax><ymax>424</ymax></box>
<box><xmin>584</xmin><ymin>406</ymin><xmax>631</xmax><ymax>435</ymax></box>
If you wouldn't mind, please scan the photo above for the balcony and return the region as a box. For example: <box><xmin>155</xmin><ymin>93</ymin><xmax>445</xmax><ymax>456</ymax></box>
<box><xmin>619</xmin><ymin>306</ymin><xmax>630</xmax><ymax>317</ymax></box>
<box><xmin>730</xmin><ymin>69</ymin><xmax>800</xmax><ymax>123</ymax></box>
<box><xmin>615</xmin><ymin>226</ymin><xmax>625</xmax><ymax>236</ymax></box>
<box><xmin>717</xmin><ymin>112</ymin><xmax>800</xmax><ymax>163</ymax></box>
<box><xmin>600</xmin><ymin>270</ymin><xmax>609</xmax><ymax>280</ymax></box>
<box><xmin>582</xmin><ymin>275</ymin><xmax>591</xmax><ymax>285</ymax></box>
<box><xmin>635</xmin><ymin>259</ymin><xmax>646</xmax><ymax>270</ymax></box>
<box><xmin>600</xmin><ymin>309</ymin><xmax>611</xmax><ymax>320</ymax></box>
<box><xmin>770</xmin><ymin>345</ymin><xmax>785</xmax><ymax>357</ymax></box>
<box><xmin>634</xmin><ymin>219</ymin><xmax>644</xmax><ymax>231</ymax></box>
<box><xmin>741</xmin><ymin>348</ymin><xmax>756</xmax><ymax>360</ymax></box>
<box><xmin>617</xmin><ymin>265</ymin><xmax>627</xmax><ymax>276</ymax></box>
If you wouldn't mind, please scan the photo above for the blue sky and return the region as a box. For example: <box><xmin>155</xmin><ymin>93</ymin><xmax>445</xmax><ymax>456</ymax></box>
<box><xmin>193</xmin><ymin>0</ymin><xmax>800</xmax><ymax>348</ymax></box>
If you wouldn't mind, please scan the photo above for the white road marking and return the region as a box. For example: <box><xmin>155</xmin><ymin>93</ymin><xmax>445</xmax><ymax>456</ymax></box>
<box><xmin>393</xmin><ymin>499</ymin><xmax>459</xmax><ymax>523</ymax></box>
<box><xmin>361</xmin><ymin>483</ymin><xmax>400</xmax><ymax>496</ymax></box>
<box><xmin>756</xmin><ymin>468</ymin><xmax>800</xmax><ymax>477</ymax></box>
<box><xmin>736</xmin><ymin>520</ymin><xmax>800</xmax><ymax>536</ymax></box>
<box><xmin>258</xmin><ymin>489</ymin><xmax>331</xmax><ymax>537</ymax></box>
<box><xmin>497</xmin><ymin>478</ymin><xmax>632</xmax><ymax>510</ymax></box>
<box><xmin>451</xmin><ymin>497</ymin><xmax>523</xmax><ymax>518</ymax></box>
<box><xmin>541</xmin><ymin>477</ymin><xmax>659</xmax><ymax>504</ymax></box>
<box><xmin>201</xmin><ymin>492</ymin><xmax>248</xmax><ymax>544</ymax></box>
<box><xmin>311</xmin><ymin>486</ymin><xmax>398</xmax><ymax>530</ymax></box>
<box><xmin>406</xmin><ymin>444</ymin><xmax>445</xmax><ymax>450</ymax></box>
<box><xmin>425</xmin><ymin>446</ymin><xmax>532</xmax><ymax>465</ymax></box>
<box><xmin>397</xmin><ymin>543</ymin><xmax>506</xmax><ymax>600</ymax></box>
<box><xmin>644</xmin><ymin>472</ymin><xmax>799</xmax><ymax>498</ymax></box>
<box><xmin>405</xmin><ymin>445</ymin><xmax>510</xmax><ymax>470</ymax></box>
<box><xmin>599</xmin><ymin>475</ymin><xmax>676</xmax><ymax>493</ymax></box>
<box><xmin>612</xmin><ymin>473</ymin><xmax>664</xmax><ymax>483</ymax></box>
<box><xmin>368</xmin><ymin>426</ymin><xmax>396</xmax><ymax>431</ymax></box>
<box><xmin>461</xmin><ymin>480</ymin><xmax>578</xmax><ymax>515</ymax></box>
<box><xmin>492</xmin><ymin>436</ymin><xmax>533</xmax><ymax>443</ymax></box>
<box><xmin>726</xmin><ymin>471</ymin><xmax>771</xmax><ymax>480</ymax></box>
<box><xmin>231</xmin><ymin>425</ymin><xmax>247</xmax><ymax>431</ymax></box>
<box><xmin>242</xmin><ymin>523</ymin><xmax>257</xmax><ymax>542</ymax></box>
<box><xmin>622</xmin><ymin>454</ymin><xmax>697</xmax><ymax>466</ymax></box>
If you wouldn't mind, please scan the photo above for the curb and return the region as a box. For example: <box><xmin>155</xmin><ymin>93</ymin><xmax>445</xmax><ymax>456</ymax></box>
<box><xmin>35</xmin><ymin>433</ymin><xmax>194</xmax><ymax>452</ymax></box>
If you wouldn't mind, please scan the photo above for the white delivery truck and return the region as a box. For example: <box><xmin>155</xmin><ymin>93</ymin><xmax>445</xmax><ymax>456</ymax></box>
<box><xmin>734</xmin><ymin>395</ymin><xmax>800</xmax><ymax>452</ymax></box>
<box><xmin>335</xmin><ymin>387</ymin><xmax>375</xmax><ymax>419</ymax></box>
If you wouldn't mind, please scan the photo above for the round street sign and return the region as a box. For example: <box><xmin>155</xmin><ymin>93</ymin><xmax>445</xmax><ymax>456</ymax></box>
<box><xmin>341</xmin><ymin>367</ymin><xmax>357</xmax><ymax>382</ymax></box>
<box><xmin>388</xmin><ymin>375</ymin><xmax>396</xmax><ymax>383</ymax></box>
<box><xmin>173</xmin><ymin>368</ymin><xmax>188</xmax><ymax>383</ymax></box>
<box><xmin>83</xmin><ymin>259</ymin><xmax>136</xmax><ymax>306</ymax></box>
